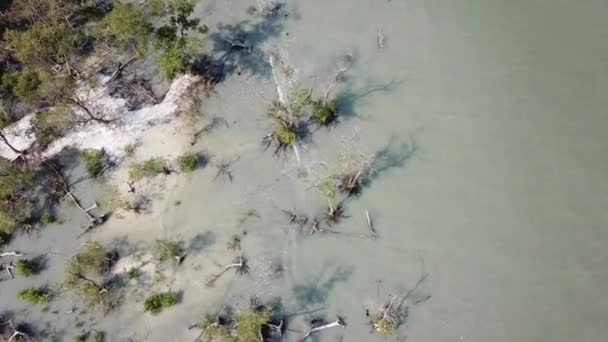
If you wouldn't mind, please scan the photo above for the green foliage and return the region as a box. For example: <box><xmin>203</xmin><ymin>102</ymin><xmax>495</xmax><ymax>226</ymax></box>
<box><xmin>0</xmin><ymin>162</ymin><xmax>32</xmax><ymax>234</ymax></box>
<box><xmin>0</xmin><ymin>231</ymin><xmax>10</xmax><ymax>247</ymax></box>
<box><xmin>65</xmin><ymin>242</ymin><xmax>111</xmax><ymax>286</ymax></box>
<box><xmin>227</xmin><ymin>235</ymin><xmax>241</xmax><ymax>251</ymax></box>
<box><xmin>233</xmin><ymin>309</ymin><xmax>272</xmax><ymax>341</ymax></box>
<box><xmin>238</xmin><ymin>209</ymin><xmax>258</xmax><ymax>224</ymax></box>
<box><xmin>177</xmin><ymin>152</ymin><xmax>198</xmax><ymax>172</ymax></box>
<box><xmin>274</xmin><ymin>122</ymin><xmax>297</xmax><ymax>146</ymax></box>
<box><xmin>81</xmin><ymin>149</ymin><xmax>106</xmax><ymax>178</ymax></box>
<box><xmin>39</xmin><ymin>214</ymin><xmax>55</xmax><ymax>225</ymax></box>
<box><xmin>17</xmin><ymin>287</ymin><xmax>51</xmax><ymax>304</ymax></box>
<box><xmin>31</xmin><ymin>106</ymin><xmax>74</xmax><ymax>147</ymax></box>
<box><xmin>152</xmin><ymin>0</ymin><xmax>205</xmax><ymax>79</ymax></box>
<box><xmin>93</xmin><ymin>331</ymin><xmax>105</xmax><ymax>342</ymax></box>
<box><xmin>74</xmin><ymin>334</ymin><xmax>87</xmax><ymax>342</ymax></box>
<box><xmin>15</xmin><ymin>259</ymin><xmax>39</xmax><ymax>277</ymax></box>
<box><xmin>319</xmin><ymin>175</ymin><xmax>337</xmax><ymax>204</ymax></box>
<box><xmin>3</xmin><ymin>19</ymin><xmax>80</xmax><ymax>68</ymax></box>
<box><xmin>144</xmin><ymin>292</ymin><xmax>178</xmax><ymax>315</ymax></box>
<box><xmin>128</xmin><ymin>158</ymin><xmax>166</xmax><ymax>181</ymax></box>
<box><xmin>97</xmin><ymin>1</ymin><xmax>152</xmax><ymax>56</ymax></box>
<box><xmin>127</xmin><ymin>268</ymin><xmax>141</xmax><ymax>280</ymax></box>
<box><xmin>199</xmin><ymin>309</ymin><xmax>272</xmax><ymax>342</ymax></box>
<box><xmin>1</xmin><ymin>70</ymin><xmax>40</xmax><ymax>103</ymax></box>
<box><xmin>371</xmin><ymin>312</ymin><xmax>398</xmax><ymax>336</ymax></box>
<box><xmin>151</xmin><ymin>239</ymin><xmax>183</xmax><ymax>262</ymax></box>
<box><xmin>124</xmin><ymin>144</ymin><xmax>136</xmax><ymax>157</ymax></box>
<box><xmin>311</xmin><ymin>99</ymin><xmax>338</xmax><ymax>126</ymax></box>
<box><xmin>78</xmin><ymin>281</ymin><xmax>112</xmax><ymax>311</ymax></box>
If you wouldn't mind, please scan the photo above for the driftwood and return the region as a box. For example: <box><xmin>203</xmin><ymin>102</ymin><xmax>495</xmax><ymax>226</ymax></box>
<box><xmin>0</xmin><ymin>262</ymin><xmax>15</xmax><ymax>279</ymax></box>
<box><xmin>205</xmin><ymin>256</ymin><xmax>249</xmax><ymax>287</ymax></box>
<box><xmin>0</xmin><ymin>319</ymin><xmax>29</xmax><ymax>341</ymax></box>
<box><xmin>365</xmin><ymin>210</ymin><xmax>377</xmax><ymax>239</ymax></box>
<box><xmin>377</xmin><ymin>28</ymin><xmax>385</xmax><ymax>51</ymax></box>
<box><xmin>107</xmin><ymin>56</ymin><xmax>137</xmax><ymax>83</ymax></box>
<box><xmin>44</xmin><ymin>160</ymin><xmax>106</xmax><ymax>237</ymax></box>
<box><xmin>0</xmin><ymin>251</ymin><xmax>23</xmax><ymax>258</ymax></box>
<box><xmin>300</xmin><ymin>317</ymin><xmax>345</xmax><ymax>342</ymax></box>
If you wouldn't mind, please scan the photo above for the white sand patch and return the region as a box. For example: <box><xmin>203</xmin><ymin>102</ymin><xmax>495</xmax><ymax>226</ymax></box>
<box><xmin>0</xmin><ymin>115</ymin><xmax>36</xmax><ymax>160</ymax></box>
<box><xmin>0</xmin><ymin>74</ymin><xmax>202</xmax><ymax>162</ymax></box>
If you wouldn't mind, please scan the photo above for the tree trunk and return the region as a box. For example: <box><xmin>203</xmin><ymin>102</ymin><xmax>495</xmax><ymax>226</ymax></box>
<box><xmin>0</xmin><ymin>131</ymin><xmax>23</xmax><ymax>155</ymax></box>
<box><xmin>70</xmin><ymin>98</ymin><xmax>111</xmax><ymax>124</ymax></box>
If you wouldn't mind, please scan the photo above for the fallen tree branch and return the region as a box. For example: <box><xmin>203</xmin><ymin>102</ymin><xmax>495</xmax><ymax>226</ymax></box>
<box><xmin>0</xmin><ymin>251</ymin><xmax>23</xmax><ymax>258</ymax></box>
<box><xmin>107</xmin><ymin>56</ymin><xmax>137</xmax><ymax>83</ymax></box>
<box><xmin>300</xmin><ymin>317</ymin><xmax>346</xmax><ymax>341</ymax></box>
<box><xmin>0</xmin><ymin>262</ymin><xmax>15</xmax><ymax>279</ymax></box>
<box><xmin>205</xmin><ymin>255</ymin><xmax>249</xmax><ymax>287</ymax></box>
<box><xmin>43</xmin><ymin>160</ymin><xmax>107</xmax><ymax>237</ymax></box>
<box><xmin>365</xmin><ymin>209</ymin><xmax>377</xmax><ymax>239</ymax></box>
<box><xmin>0</xmin><ymin>319</ymin><xmax>29</xmax><ymax>342</ymax></box>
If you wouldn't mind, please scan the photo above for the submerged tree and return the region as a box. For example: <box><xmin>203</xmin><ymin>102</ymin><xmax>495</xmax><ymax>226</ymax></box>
<box><xmin>263</xmin><ymin>84</ymin><xmax>311</xmax><ymax>156</ymax></box>
<box><xmin>151</xmin><ymin>239</ymin><xmax>185</xmax><ymax>264</ymax></box>
<box><xmin>64</xmin><ymin>242</ymin><xmax>116</xmax><ymax>312</ymax></box>
<box><xmin>195</xmin><ymin>300</ymin><xmax>282</xmax><ymax>341</ymax></box>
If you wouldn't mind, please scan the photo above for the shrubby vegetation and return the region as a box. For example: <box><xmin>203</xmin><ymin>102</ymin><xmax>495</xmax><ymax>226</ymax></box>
<box><xmin>176</xmin><ymin>152</ymin><xmax>198</xmax><ymax>172</ymax></box>
<box><xmin>14</xmin><ymin>259</ymin><xmax>39</xmax><ymax>277</ymax></box>
<box><xmin>143</xmin><ymin>292</ymin><xmax>178</xmax><ymax>315</ymax></box>
<box><xmin>0</xmin><ymin>162</ymin><xmax>33</xmax><ymax>234</ymax></box>
<box><xmin>151</xmin><ymin>0</ymin><xmax>206</xmax><ymax>79</ymax></box>
<box><xmin>152</xmin><ymin>239</ymin><xmax>184</xmax><ymax>263</ymax></box>
<box><xmin>128</xmin><ymin>158</ymin><xmax>166</xmax><ymax>181</ymax></box>
<box><xmin>64</xmin><ymin>242</ymin><xmax>115</xmax><ymax>312</ymax></box>
<box><xmin>81</xmin><ymin>149</ymin><xmax>106</xmax><ymax>178</ymax></box>
<box><xmin>17</xmin><ymin>287</ymin><xmax>51</xmax><ymax>304</ymax></box>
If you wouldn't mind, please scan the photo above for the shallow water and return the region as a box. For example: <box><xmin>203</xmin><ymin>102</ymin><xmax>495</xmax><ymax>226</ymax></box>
<box><xmin>186</xmin><ymin>0</ymin><xmax>608</xmax><ymax>341</ymax></box>
<box><xmin>3</xmin><ymin>0</ymin><xmax>608</xmax><ymax>341</ymax></box>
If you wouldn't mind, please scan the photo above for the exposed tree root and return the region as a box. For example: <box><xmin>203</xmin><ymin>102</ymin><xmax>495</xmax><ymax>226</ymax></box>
<box><xmin>300</xmin><ymin>317</ymin><xmax>346</xmax><ymax>341</ymax></box>
<box><xmin>205</xmin><ymin>256</ymin><xmax>249</xmax><ymax>287</ymax></box>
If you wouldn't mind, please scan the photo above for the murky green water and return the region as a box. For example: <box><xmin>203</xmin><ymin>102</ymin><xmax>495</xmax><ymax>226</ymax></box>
<box><xmin>3</xmin><ymin>1</ymin><xmax>607</xmax><ymax>341</ymax></box>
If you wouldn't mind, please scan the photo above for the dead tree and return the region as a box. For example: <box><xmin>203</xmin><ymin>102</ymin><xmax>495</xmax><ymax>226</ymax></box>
<box><xmin>301</xmin><ymin>317</ymin><xmax>346</xmax><ymax>342</ymax></box>
<box><xmin>0</xmin><ymin>262</ymin><xmax>15</xmax><ymax>279</ymax></box>
<box><xmin>43</xmin><ymin>160</ymin><xmax>106</xmax><ymax>236</ymax></box>
<box><xmin>0</xmin><ymin>251</ymin><xmax>23</xmax><ymax>258</ymax></box>
<box><xmin>0</xmin><ymin>319</ymin><xmax>30</xmax><ymax>342</ymax></box>
<box><xmin>205</xmin><ymin>256</ymin><xmax>249</xmax><ymax>287</ymax></box>
<box><xmin>365</xmin><ymin>210</ymin><xmax>377</xmax><ymax>239</ymax></box>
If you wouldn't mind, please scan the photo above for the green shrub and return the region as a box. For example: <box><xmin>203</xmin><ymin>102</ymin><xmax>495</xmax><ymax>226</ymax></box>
<box><xmin>17</xmin><ymin>287</ymin><xmax>51</xmax><ymax>304</ymax></box>
<box><xmin>93</xmin><ymin>331</ymin><xmax>105</xmax><ymax>342</ymax></box>
<box><xmin>74</xmin><ymin>333</ymin><xmax>88</xmax><ymax>342</ymax></box>
<box><xmin>39</xmin><ymin>214</ymin><xmax>55</xmax><ymax>225</ymax></box>
<box><xmin>274</xmin><ymin>122</ymin><xmax>297</xmax><ymax>146</ymax></box>
<box><xmin>1</xmin><ymin>69</ymin><xmax>41</xmax><ymax>103</ymax></box>
<box><xmin>0</xmin><ymin>231</ymin><xmax>10</xmax><ymax>247</ymax></box>
<box><xmin>311</xmin><ymin>99</ymin><xmax>338</xmax><ymax>126</ymax></box>
<box><xmin>128</xmin><ymin>158</ymin><xmax>166</xmax><ymax>181</ymax></box>
<box><xmin>15</xmin><ymin>259</ymin><xmax>38</xmax><ymax>277</ymax></box>
<box><xmin>81</xmin><ymin>149</ymin><xmax>106</xmax><ymax>178</ymax></box>
<box><xmin>176</xmin><ymin>152</ymin><xmax>197</xmax><ymax>172</ymax></box>
<box><xmin>127</xmin><ymin>268</ymin><xmax>141</xmax><ymax>280</ymax></box>
<box><xmin>144</xmin><ymin>292</ymin><xmax>178</xmax><ymax>315</ymax></box>
<box><xmin>226</xmin><ymin>235</ymin><xmax>241</xmax><ymax>251</ymax></box>
<box><xmin>151</xmin><ymin>239</ymin><xmax>183</xmax><ymax>262</ymax></box>
<box><xmin>124</xmin><ymin>144</ymin><xmax>135</xmax><ymax>157</ymax></box>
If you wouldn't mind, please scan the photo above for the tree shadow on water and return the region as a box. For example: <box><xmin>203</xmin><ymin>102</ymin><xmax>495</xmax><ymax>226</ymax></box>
<box><xmin>336</xmin><ymin>78</ymin><xmax>404</xmax><ymax>120</ymax></box>
<box><xmin>195</xmin><ymin>7</ymin><xmax>287</xmax><ymax>84</ymax></box>
<box><xmin>371</xmin><ymin>135</ymin><xmax>418</xmax><ymax>181</ymax></box>
<box><xmin>292</xmin><ymin>265</ymin><xmax>354</xmax><ymax>307</ymax></box>
<box><xmin>188</xmin><ymin>231</ymin><xmax>216</xmax><ymax>254</ymax></box>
